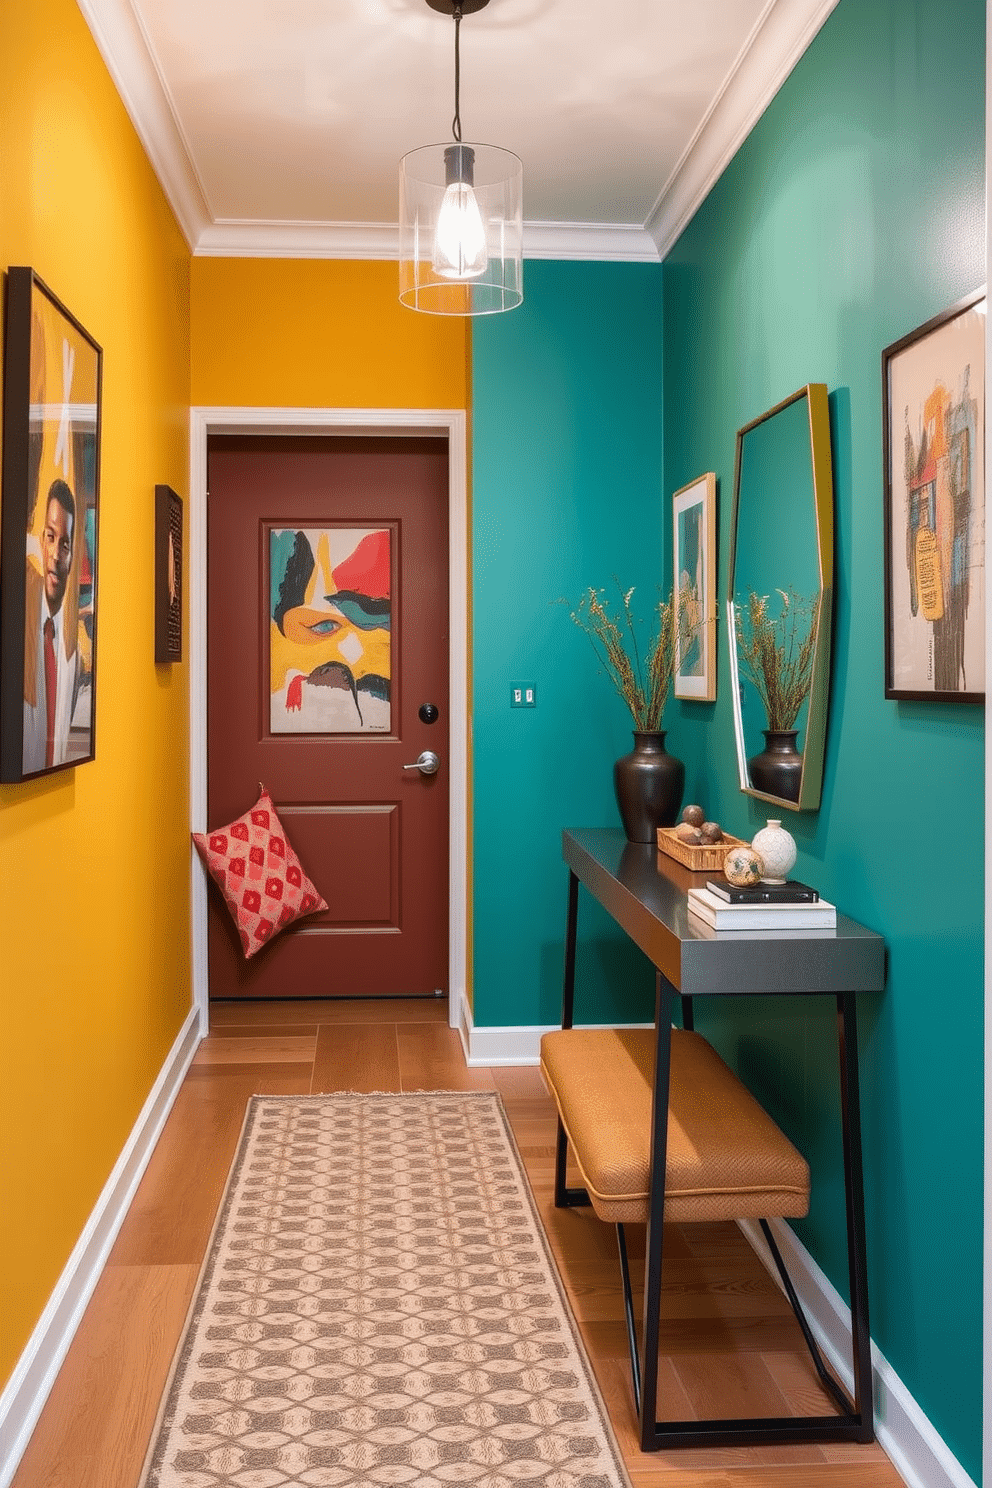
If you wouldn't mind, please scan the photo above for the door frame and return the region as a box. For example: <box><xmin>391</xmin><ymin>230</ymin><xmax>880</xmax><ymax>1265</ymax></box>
<box><xmin>189</xmin><ymin>406</ymin><xmax>468</xmax><ymax>1030</ymax></box>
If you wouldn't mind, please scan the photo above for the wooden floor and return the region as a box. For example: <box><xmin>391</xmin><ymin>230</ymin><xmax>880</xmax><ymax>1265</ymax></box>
<box><xmin>11</xmin><ymin>999</ymin><xmax>907</xmax><ymax>1488</ymax></box>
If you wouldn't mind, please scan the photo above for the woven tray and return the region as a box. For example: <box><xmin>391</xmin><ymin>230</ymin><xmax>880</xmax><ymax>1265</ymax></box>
<box><xmin>656</xmin><ymin>826</ymin><xmax>747</xmax><ymax>871</ymax></box>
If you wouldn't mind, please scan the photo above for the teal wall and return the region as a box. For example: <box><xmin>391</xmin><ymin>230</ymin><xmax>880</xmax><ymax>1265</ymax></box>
<box><xmin>663</xmin><ymin>0</ymin><xmax>985</xmax><ymax>1477</ymax></box>
<box><xmin>471</xmin><ymin>261</ymin><xmax>663</xmax><ymax>1031</ymax></box>
<box><xmin>471</xmin><ymin>0</ymin><xmax>984</xmax><ymax>1474</ymax></box>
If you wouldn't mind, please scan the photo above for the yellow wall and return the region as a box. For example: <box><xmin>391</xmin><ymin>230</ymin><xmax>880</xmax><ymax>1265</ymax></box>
<box><xmin>191</xmin><ymin>258</ymin><xmax>468</xmax><ymax>408</ymax></box>
<box><xmin>0</xmin><ymin>18</ymin><xmax>470</xmax><ymax>1396</ymax></box>
<box><xmin>0</xmin><ymin>0</ymin><xmax>192</xmax><ymax>1385</ymax></box>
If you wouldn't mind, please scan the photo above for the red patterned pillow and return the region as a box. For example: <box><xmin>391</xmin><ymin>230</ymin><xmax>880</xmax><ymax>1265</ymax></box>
<box><xmin>192</xmin><ymin>786</ymin><xmax>328</xmax><ymax>958</ymax></box>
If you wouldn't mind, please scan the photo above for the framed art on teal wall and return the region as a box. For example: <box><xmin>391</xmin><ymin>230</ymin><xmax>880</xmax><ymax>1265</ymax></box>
<box><xmin>883</xmin><ymin>288</ymin><xmax>985</xmax><ymax>702</ymax></box>
<box><xmin>672</xmin><ymin>472</ymin><xmax>716</xmax><ymax>701</ymax></box>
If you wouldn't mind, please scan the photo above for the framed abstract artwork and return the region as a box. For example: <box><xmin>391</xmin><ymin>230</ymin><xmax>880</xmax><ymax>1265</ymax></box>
<box><xmin>155</xmin><ymin>484</ymin><xmax>183</xmax><ymax>663</ymax></box>
<box><xmin>268</xmin><ymin>525</ymin><xmax>391</xmax><ymax>733</ymax></box>
<box><xmin>883</xmin><ymin>289</ymin><xmax>985</xmax><ymax>702</ymax></box>
<box><xmin>0</xmin><ymin>268</ymin><xmax>102</xmax><ymax>782</ymax></box>
<box><xmin>672</xmin><ymin>471</ymin><xmax>717</xmax><ymax>701</ymax></box>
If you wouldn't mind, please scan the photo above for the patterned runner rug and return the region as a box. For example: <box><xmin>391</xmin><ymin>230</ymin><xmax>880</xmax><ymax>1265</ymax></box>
<box><xmin>140</xmin><ymin>1092</ymin><xmax>631</xmax><ymax>1487</ymax></box>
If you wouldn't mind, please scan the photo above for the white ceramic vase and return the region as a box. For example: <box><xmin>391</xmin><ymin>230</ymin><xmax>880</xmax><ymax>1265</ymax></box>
<box><xmin>751</xmin><ymin>819</ymin><xmax>797</xmax><ymax>883</ymax></box>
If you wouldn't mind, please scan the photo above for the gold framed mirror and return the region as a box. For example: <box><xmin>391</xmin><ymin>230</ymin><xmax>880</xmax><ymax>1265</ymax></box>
<box><xmin>726</xmin><ymin>383</ymin><xmax>834</xmax><ymax>813</ymax></box>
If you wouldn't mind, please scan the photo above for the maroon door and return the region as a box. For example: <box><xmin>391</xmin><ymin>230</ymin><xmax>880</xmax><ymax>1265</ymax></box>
<box><xmin>205</xmin><ymin>435</ymin><xmax>449</xmax><ymax>999</ymax></box>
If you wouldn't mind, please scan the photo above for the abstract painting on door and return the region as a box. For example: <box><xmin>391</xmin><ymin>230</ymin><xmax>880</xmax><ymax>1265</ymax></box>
<box><xmin>269</xmin><ymin>525</ymin><xmax>392</xmax><ymax>733</ymax></box>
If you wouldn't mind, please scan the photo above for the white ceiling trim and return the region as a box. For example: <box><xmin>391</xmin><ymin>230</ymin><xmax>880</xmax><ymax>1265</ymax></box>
<box><xmin>77</xmin><ymin>0</ymin><xmax>210</xmax><ymax>247</ymax></box>
<box><xmin>195</xmin><ymin>219</ymin><xmax>660</xmax><ymax>263</ymax></box>
<box><xmin>647</xmin><ymin>0</ymin><xmax>842</xmax><ymax>257</ymax></box>
<box><xmin>523</xmin><ymin>223</ymin><xmax>660</xmax><ymax>263</ymax></box>
<box><xmin>77</xmin><ymin>0</ymin><xmax>838</xmax><ymax>266</ymax></box>
<box><xmin>195</xmin><ymin>221</ymin><xmax>402</xmax><ymax>259</ymax></box>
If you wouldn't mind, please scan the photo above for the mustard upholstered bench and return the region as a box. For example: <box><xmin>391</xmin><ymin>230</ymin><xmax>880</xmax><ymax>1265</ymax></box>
<box><xmin>540</xmin><ymin>1025</ymin><xmax>849</xmax><ymax>1433</ymax></box>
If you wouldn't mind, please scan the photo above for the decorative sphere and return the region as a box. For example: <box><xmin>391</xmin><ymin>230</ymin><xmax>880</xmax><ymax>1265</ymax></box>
<box><xmin>700</xmin><ymin>821</ymin><xmax>723</xmax><ymax>842</ymax></box>
<box><xmin>723</xmin><ymin>844</ymin><xmax>763</xmax><ymax>886</ymax></box>
<box><xmin>681</xmin><ymin>804</ymin><xmax>705</xmax><ymax>826</ymax></box>
<box><xmin>751</xmin><ymin>819</ymin><xmax>797</xmax><ymax>883</ymax></box>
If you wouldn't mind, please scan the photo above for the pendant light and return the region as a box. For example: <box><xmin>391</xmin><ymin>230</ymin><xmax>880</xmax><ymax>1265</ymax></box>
<box><xmin>399</xmin><ymin>0</ymin><xmax>523</xmax><ymax>315</ymax></box>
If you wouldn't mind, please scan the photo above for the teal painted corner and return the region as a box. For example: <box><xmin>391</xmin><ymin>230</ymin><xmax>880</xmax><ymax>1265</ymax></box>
<box><xmin>663</xmin><ymin>0</ymin><xmax>985</xmax><ymax>1477</ymax></box>
<box><xmin>471</xmin><ymin>261</ymin><xmax>664</xmax><ymax>1032</ymax></box>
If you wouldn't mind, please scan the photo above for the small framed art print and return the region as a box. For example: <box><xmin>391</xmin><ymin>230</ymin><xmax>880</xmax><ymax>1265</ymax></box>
<box><xmin>672</xmin><ymin>471</ymin><xmax>717</xmax><ymax>701</ymax></box>
<box><xmin>155</xmin><ymin>484</ymin><xmax>183</xmax><ymax>663</ymax></box>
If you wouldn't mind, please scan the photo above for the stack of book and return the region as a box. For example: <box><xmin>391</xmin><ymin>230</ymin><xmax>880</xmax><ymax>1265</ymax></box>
<box><xmin>687</xmin><ymin>878</ymin><xmax>836</xmax><ymax>930</ymax></box>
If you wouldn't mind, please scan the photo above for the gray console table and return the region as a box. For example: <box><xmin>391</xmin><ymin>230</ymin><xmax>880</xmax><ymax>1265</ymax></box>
<box><xmin>559</xmin><ymin>827</ymin><xmax>886</xmax><ymax>1451</ymax></box>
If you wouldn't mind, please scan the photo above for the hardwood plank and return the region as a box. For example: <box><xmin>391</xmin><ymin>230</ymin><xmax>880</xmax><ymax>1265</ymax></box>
<box><xmin>536</xmin><ymin>1205</ymin><xmax>623</xmax><ymax>1263</ymax></box>
<box><xmin>626</xmin><ymin>1467</ymin><xmax>908</xmax><ymax>1486</ymax></box>
<box><xmin>310</xmin><ymin>1020</ymin><xmax>402</xmax><ymax>1091</ymax></box>
<box><xmin>182</xmin><ymin>1062</ymin><xmax>313</xmax><ymax>1093</ymax></box>
<box><xmin>397</xmin><ymin>1022</ymin><xmax>499</xmax><ymax>1091</ymax></box>
<box><xmin>562</xmin><ymin>1257</ymin><xmax>787</xmax><ymax>1325</ymax></box>
<box><xmin>761</xmin><ymin>1348</ymin><xmax>854</xmax><ymax>1418</ymax></box>
<box><xmin>818</xmin><ymin>1441</ymin><xmax>908</xmax><ymax>1474</ymax></box>
<box><xmin>111</xmin><ymin>1065</ymin><xmax>312</xmax><ymax>1265</ymax></box>
<box><xmin>197</xmin><ymin>1021</ymin><xmax>319</xmax><ymax>1038</ymax></box>
<box><xmin>664</xmin><ymin>1349</ymin><xmax>798</xmax><ymax>1430</ymax></box>
<box><xmin>598</xmin><ymin>1355</ymin><xmax>786</xmax><ymax>1474</ymax></box>
<box><xmin>192</xmin><ymin>1033</ymin><xmax>317</xmax><ymax>1063</ymax></box>
<box><xmin>10</xmin><ymin>1265</ymin><xmax>197</xmax><ymax>1488</ymax></box>
<box><xmin>491</xmin><ymin>1065</ymin><xmax>549</xmax><ymax>1098</ymax></box>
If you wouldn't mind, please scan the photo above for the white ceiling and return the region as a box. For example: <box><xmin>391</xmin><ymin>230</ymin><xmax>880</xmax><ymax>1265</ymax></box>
<box><xmin>79</xmin><ymin>0</ymin><xmax>839</xmax><ymax>261</ymax></box>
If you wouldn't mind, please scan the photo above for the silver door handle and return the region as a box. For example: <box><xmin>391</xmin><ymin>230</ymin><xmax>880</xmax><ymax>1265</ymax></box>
<box><xmin>403</xmin><ymin>750</ymin><xmax>441</xmax><ymax>776</ymax></box>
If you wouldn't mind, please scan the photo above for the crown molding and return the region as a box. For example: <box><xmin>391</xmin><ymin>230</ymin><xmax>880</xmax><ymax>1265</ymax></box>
<box><xmin>195</xmin><ymin>218</ymin><xmax>660</xmax><ymax>262</ymax></box>
<box><xmin>646</xmin><ymin>0</ymin><xmax>841</xmax><ymax>258</ymax></box>
<box><xmin>77</xmin><ymin>0</ymin><xmax>210</xmax><ymax>248</ymax></box>
<box><xmin>523</xmin><ymin>222</ymin><xmax>659</xmax><ymax>263</ymax></box>
<box><xmin>194</xmin><ymin>221</ymin><xmax>401</xmax><ymax>258</ymax></box>
<box><xmin>77</xmin><ymin>0</ymin><xmax>836</xmax><ymax>266</ymax></box>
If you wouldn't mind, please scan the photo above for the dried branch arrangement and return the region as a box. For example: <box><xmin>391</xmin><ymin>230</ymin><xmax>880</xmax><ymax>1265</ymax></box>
<box><xmin>565</xmin><ymin>581</ymin><xmax>680</xmax><ymax>731</ymax></box>
<box><xmin>734</xmin><ymin>587</ymin><xmax>817</xmax><ymax>731</ymax></box>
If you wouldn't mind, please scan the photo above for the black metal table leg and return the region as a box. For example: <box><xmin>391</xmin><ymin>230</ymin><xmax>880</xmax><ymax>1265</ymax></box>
<box><xmin>553</xmin><ymin>870</ymin><xmax>591</xmax><ymax>1210</ymax></box>
<box><xmin>639</xmin><ymin>971</ymin><xmax>675</xmax><ymax>1450</ymax></box>
<box><xmin>837</xmin><ymin>990</ymin><xmax>874</xmax><ymax>1441</ymax></box>
<box><xmin>562</xmin><ymin>869</ymin><xmax>579</xmax><ymax>1030</ymax></box>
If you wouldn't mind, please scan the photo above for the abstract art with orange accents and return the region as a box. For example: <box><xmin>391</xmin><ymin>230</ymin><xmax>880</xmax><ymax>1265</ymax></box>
<box><xmin>884</xmin><ymin>291</ymin><xmax>985</xmax><ymax>702</ymax></box>
<box><xmin>269</xmin><ymin>525</ymin><xmax>391</xmax><ymax>732</ymax></box>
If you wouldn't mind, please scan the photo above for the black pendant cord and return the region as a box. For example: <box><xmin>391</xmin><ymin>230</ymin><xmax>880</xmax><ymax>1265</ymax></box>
<box><xmin>451</xmin><ymin>4</ymin><xmax>463</xmax><ymax>142</ymax></box>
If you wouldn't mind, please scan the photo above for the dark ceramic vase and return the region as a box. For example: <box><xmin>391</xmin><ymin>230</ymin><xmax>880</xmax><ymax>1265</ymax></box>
<box><xmin>748</xmin><ymin>729</ymin><xmax>803</xmax><ymax>804</ymax></box>
<box><xmin>613</xmin><ymin>731</ymin><xmax>685</xmax><ymax>843</ymax></box>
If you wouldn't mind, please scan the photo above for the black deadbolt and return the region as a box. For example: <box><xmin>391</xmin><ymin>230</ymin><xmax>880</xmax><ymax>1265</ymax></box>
<box><xmin>418</xmin><ymin>703</ymin><xmax>440</xmax><ymax>724</ymax></box>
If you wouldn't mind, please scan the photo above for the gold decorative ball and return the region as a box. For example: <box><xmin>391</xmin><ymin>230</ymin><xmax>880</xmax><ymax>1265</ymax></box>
<box><xmin>681</xmin><ymin>804</ymin><xmax>705</xmax><ymax>826</ymax></box>
<box><xmin>723</xmin><ymin>844</ymin><xmax>763</xmax><ymax>886</ymax></box>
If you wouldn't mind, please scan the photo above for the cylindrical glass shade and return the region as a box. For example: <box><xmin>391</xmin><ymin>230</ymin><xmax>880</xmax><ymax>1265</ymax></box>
<box><xmin>399</xmin><ymin>141</ymin><xmax>523</xmax><ymax>315</ymax></box>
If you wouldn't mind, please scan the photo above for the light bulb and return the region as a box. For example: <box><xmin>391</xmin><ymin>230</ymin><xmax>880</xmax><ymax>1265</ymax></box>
<box><xmin>432</xmin><ymin>180</ymin><xmax>488</xmax><ymax>280</ymax></box>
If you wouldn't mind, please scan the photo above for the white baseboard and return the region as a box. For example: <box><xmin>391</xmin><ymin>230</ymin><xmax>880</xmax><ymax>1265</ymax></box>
<box><xmin>454</xmin><ymin>1001</ymin><xmax>653</xmax><ymax>1067</ymax></box>
<box><xmin>741</xmin><ymin>1217</ymin><xmax>977</xmax><ymax>1488</ymax></box>
<box><xmin>454</xmin><ymin>994</ymin><xmax>547</xmax><ymax>1066</ymax></box>
<box><xmin>0</xmin><ymin>1005</ymin><xmax>203</xmax><ymax>1488</ymax></box>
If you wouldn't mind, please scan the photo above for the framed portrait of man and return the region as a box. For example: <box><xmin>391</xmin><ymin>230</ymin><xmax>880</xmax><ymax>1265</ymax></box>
<box><xmin>0</xmin><ymin>267</ymin><xmax>103</xmax><ymax>782</ymax></box>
